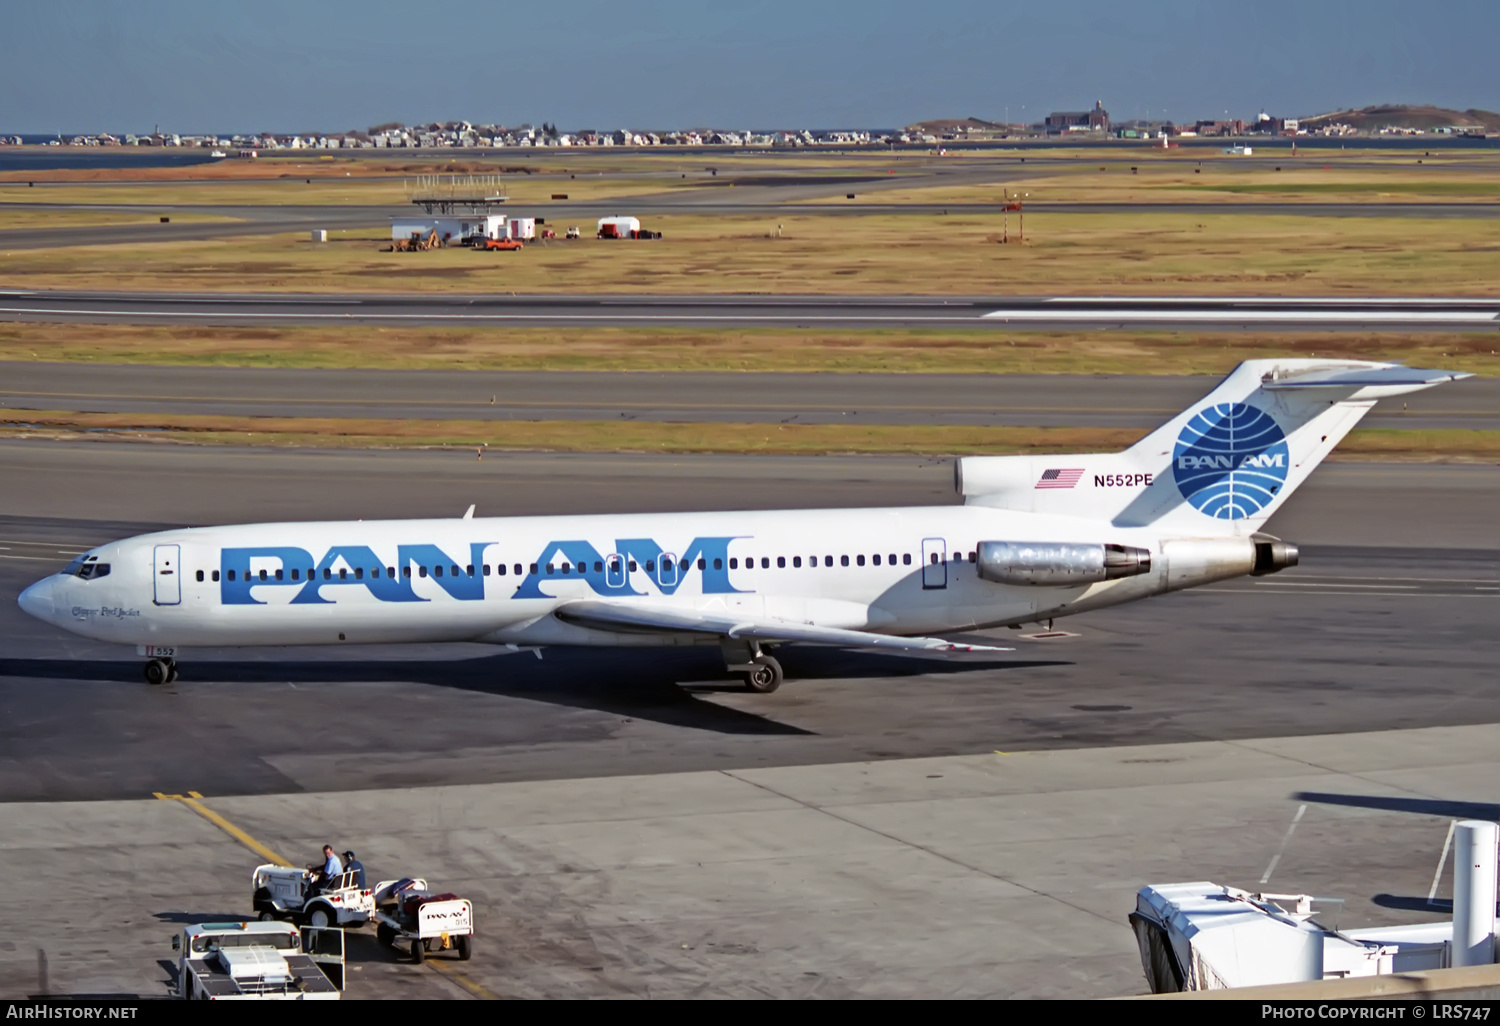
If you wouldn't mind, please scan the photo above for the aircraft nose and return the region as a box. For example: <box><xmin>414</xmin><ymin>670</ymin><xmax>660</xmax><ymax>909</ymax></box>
<box><xmin>18</xmin><ymin>577</ymin><xmax>57</xmax><ymax>622</ymax></box>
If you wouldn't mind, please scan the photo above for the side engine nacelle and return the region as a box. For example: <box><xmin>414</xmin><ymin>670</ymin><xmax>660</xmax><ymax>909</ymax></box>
<box><xmin>978</xmin><ymin>535</ymin><xmax>1298</xmax><ymax>593</ymax></box>
<box><xmin>976</xmin><ymin>541</ymin><xmax>1152</xmax><ymax>587</ymax></box>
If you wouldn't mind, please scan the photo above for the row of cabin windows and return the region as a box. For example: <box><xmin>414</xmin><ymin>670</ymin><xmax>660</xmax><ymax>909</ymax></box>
<box><xmin>195</xmin><ymin>551</ymin><xmax>983</xmax><ymax>583</ymax></box>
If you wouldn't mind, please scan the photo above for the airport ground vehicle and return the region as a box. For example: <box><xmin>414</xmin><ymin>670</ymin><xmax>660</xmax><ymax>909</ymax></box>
<box><xmin>253</xmin><ymin>861</ymin><xmax>374</xmax><ymax>928</ymax></box>
<box><xmin>476</xmin><ymin>237</ymin><xmax>523</xmax><ymax>251</ymax></box>
<box><xmin>565</xmin><ymin>225</ymin><xmax>580</xmax><ymax>239</ymax></box>
<box><xmin>372</xmin><ymin>877</ymin><xmax>475</xmax><ymax>963</ymax></box>
<box><xmin>173</xmin><ymin>921</ymin><xmax>343</xmax><ymax>1000</ymax></box>
<box><xmin>390</xmin><ymin>228</ymin><xmax>442</xmax><ymax>252</ymax></box>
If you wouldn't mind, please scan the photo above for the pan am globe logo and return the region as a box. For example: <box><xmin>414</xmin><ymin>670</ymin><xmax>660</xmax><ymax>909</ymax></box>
<box><xmin>1172</xmin><ymin>402</ymin><xmax>1290</xmax><ymax>520</ymax></box>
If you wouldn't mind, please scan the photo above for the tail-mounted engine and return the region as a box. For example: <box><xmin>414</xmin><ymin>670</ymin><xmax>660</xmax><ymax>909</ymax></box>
<box><xmin>1251</xmin><ymin>534</ymin><xmax>1299</xmax><ymax>576</ymax></box>
<box><xmin>977</xmin><ymin>541</ymin><xmax>1152</xmax><ymax>587</ymax></box>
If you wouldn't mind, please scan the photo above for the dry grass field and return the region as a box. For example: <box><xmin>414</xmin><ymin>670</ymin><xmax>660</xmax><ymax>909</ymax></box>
<box><xmin>2</xmin><ymin>210</ymin><xmax>1497</xmax><ymax>296</ymax></box>
<box><xmin>1</xmin><ymin>322</ymin><xmax>1493</xmax><ymax>376</ymax></box>
<box><xmin>818</xmin><ymin>161</ymin><xmax>1500</xmax><ymax>206</ymax></box>
<box><xmin>2</xmin><ymin>409</ymin><xmax>1494</xmax><ymax>461</ymax></box>
<box><xmin>0</xmin><ymin>150</ymin><xmax>922</xmax><ymax>184</ymax></box>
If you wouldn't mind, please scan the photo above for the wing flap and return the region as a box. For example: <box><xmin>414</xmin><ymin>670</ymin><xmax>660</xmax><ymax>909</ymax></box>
<box><xmin>555</xmin><ymin>600</ymin><xmax>1012</xmax><ymax>654</ymax></box>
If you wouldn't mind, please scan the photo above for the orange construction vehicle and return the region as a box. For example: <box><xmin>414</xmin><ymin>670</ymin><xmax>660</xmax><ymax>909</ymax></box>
<box><xmin>390</xmin><ymin>228</ymin><xmax>440</xmax><ymax>253</ymax></box>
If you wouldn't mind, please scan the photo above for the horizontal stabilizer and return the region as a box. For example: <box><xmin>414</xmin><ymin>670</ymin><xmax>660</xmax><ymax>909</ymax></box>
<box><xmin>555</xmin><ymin>600</ymin><xmax>1012</xmax><ymax>655</ymax></box>
<box><xmin>1263</xmin><ymin>366</ymin><xmax>1472</xmax><ymax>390</ymax></box>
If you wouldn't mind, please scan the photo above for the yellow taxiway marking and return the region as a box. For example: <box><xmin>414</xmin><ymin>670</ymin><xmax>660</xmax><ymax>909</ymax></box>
<box><xmin>154</xmin><ymin>790</ymin><xmax>498</xmax><ymax>999</ymax></box>
<box><xmin>427</xmin><ymin>961</ymin><xmax>500</xmax><ymax>1000</ymax></box>
<box><xmin>155</xmin><ymin>791</ymin><xmax>294</xmax><ymax>866</ymax></box>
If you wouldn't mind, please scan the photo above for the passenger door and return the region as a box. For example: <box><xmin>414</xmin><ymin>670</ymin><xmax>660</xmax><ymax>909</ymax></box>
<box><xmin>153</xmin><ymin>544</ymin><xmax>181</xmax><ymax>606</ymax></box>
<box><xmin>921</xmin><ymin>538</ymin><xmax>947</xmax><ymax>590</ymax></box>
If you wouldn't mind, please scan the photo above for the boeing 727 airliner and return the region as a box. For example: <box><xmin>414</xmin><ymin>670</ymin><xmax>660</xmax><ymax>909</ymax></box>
<box><xmin>17</xmin><ymin>359</ymin><xmax>1468</xmax><ymax>692</ymax></box>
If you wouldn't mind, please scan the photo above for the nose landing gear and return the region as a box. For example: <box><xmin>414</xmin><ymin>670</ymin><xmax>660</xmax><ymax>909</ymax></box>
<box><xmin>144</xmin><ymin>658</ymin><xmax>178</xmax><ymax>685</ymax></box>
<box><xmin>720</xmin><ymin>638</ymin><xmax>784</xmax><ymax>694</ymax></box>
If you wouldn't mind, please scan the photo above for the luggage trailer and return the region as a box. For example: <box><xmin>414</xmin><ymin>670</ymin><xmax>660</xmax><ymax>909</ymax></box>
<box><xmin>372</xmin><ymin>878</ymin><xmax>475</xmax><ymax>963</ymax></box>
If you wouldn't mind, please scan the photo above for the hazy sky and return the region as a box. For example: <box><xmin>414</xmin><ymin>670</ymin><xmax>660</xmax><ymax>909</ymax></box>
<box><xmin>4</xmin><ymin>1</ymin><xmax>1498</xmax><ymax>133</ymax></box>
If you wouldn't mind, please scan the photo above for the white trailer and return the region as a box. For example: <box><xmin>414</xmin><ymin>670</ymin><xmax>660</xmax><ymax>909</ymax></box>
<box><xmin>597</xmin><ymin>215</ymin><xmax>641</xmax><ymax>239</ymax></box>
<box><xmin>468</xmin><ymin>214</ymin><xmax>509</xmax><ymax>241</ymax></box>
<box><xmin>508</xmin><ymin>217</ymin><xmax>536</xmax><ymax>240</ymax></box>
<box><xmin>390</xmin><ymin>219</ymin><xmax>432</xmax><ymax>242</ymax></box>
<box><xmin>390</xmin><ymin>214</ymin><xmax>507</xmax><ymax>245</ymax></box>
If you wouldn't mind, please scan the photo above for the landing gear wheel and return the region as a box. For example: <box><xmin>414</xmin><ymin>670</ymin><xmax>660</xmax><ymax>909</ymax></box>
<box><xmin>410</xmin><ymin>938</ymin><xmax>425</xmax><ymax>964</ymax></box>
<box><xmin>456</xmin><ymin>934</ymin><xmax>472</xmax><ymax>961</ymax></box>
<box><xmin>166</xmin><ymin>662</ymin><xmax>179</xmax><ymax>684</ymax></box>
<box><xmin>742</xmin><ymin>655</ymin><xmax>783</xmax><ymax>694</ymax></box>
<box><xmin>143</xmin><ymin>659</ymin><xmax>170</xmax><ymax>685</ymax></box>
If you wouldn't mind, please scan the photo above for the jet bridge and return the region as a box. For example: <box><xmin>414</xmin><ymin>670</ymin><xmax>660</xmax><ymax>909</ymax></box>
<box><xmin>1131</xmin><ymin>820</ymin><xmax>1497</xmax><ymax>993</ymax></box>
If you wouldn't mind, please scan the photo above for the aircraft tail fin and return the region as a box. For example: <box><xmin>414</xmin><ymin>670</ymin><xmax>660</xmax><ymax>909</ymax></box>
<box><xmin>957</xmin><ymin>359</ymin><xmax>1470</xmax><ymax>535</ymax></box>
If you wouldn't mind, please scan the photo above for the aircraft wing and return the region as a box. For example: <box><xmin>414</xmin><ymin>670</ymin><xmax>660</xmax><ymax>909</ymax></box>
<box><xmin>554</xmin><ymin>600</ymin><xmax>1013</xmax><ymax>655</ymax></box>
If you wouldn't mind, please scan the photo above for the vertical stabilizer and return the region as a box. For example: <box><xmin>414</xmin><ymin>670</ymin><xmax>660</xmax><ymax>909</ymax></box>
<box><xmin>957</xmin><ymin>359</ymin><xmax>1471</xmax><ymax>536</ymax></box>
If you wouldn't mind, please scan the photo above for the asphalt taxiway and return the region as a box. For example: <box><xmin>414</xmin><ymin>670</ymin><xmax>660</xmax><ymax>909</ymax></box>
<box><xmin>3</xmin><ymin>362</ymin><xmax>1496</xmax><ymax>430</ymax></box>
<box><xmin>1</xmin><ymin>442</ymin><xmax>1495</xmax><ymax>807</ymax></box>
<box><xmin>3</xmin><ymin>289</ymin><xmax>1498</xmax><ymax>330</ymax></box>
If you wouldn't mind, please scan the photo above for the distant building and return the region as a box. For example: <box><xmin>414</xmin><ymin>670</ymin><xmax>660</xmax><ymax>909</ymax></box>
<box><xmin>1045</xmin><ymin>101</ymin><xmax>1109</xmax><ymax>134</ymax></box>
<box><xmin>1194</xmin><ymin>119</ymin><xmax>1247</xmax><ymax>137</ymax></box>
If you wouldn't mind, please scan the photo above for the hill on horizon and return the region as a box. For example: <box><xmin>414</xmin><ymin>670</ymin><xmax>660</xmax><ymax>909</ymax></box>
<box><xmin>1301</xmin><ymin>104</ymin><xmax>1500</xmax><ymax>132</ymax></box>
<box><xmin>906</xmin><ymin>117</ymin><xmax>1008</xmax><ymax>134</ymax></box>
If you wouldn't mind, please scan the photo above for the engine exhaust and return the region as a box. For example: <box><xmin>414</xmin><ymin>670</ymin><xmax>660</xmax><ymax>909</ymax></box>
<box><xmin>1251</xmin><ymin>536</ymin><xmax>1299</xmax><ymax>577</ymax></box>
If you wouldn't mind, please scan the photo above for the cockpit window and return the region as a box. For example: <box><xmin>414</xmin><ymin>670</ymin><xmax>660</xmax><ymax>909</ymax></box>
<box><xmin>60</xmin><ymin>555</ymin><xmax>110</xmax><ymax>580</ymax></box>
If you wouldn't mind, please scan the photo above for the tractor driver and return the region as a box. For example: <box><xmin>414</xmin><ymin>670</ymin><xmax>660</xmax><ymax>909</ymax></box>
<box><xmin>308</xmin><ymin>844</ymin><xmax>344</xmax><ymax>891</ymax></box>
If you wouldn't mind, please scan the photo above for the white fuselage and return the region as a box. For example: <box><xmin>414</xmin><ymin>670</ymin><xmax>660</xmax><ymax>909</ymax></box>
<box><xmin>22</xmin><ymin>358</ymin><xmax>1464</xmax><ymax>662</ymax></box>
<box><xmin>19</xmin><ymin>505</ymin><xmax>1215</xmax><ymax>651</ymax></box>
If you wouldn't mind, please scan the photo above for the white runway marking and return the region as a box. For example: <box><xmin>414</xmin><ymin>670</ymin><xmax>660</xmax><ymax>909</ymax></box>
<box><xmin>984</xmin><ymin>310</ymin><xmax>1499</xmax><ymax>324</ymax></box>
<box><xmin>1260</xmin><ymin>803</ymin><xmax>1308</xmax><ymax>885</ymax></box>
<box><xmin>1200</xmin><ymin>588</ymin><xmax>1496</xmax><ymax>598</ymax></box>
<box><xmin>1428</xmin><ymin>819</ymin><xmax>1457</xmax><ymax>906</ymax></box>
<box><xmin>1254</xmin><ymin>581</ymin><xmax>1420</xmax><ymax>590</ymax></box>
<box><xmin>1053</xmin><ymin>296</ymin><xmax>1500</xmax><ymax>307</ymax></box>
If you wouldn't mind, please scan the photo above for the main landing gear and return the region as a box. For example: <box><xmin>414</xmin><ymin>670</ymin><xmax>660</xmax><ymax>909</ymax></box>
<box><xmin>144</xmin><ymin>658</ymin><xmax>178</xmax><ymax>685</ymax></box>
<box><xmin>720</xmin><ymin>638</ymin><xmax>784</xmax><ymax>694</ymax></box>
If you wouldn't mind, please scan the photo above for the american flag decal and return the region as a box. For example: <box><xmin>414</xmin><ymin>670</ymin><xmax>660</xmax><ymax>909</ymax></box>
<box><xmin>1035</xmin><ymin>468</ymin><xmax>1085</xmax><ymax>489</ymax></box>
